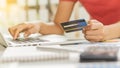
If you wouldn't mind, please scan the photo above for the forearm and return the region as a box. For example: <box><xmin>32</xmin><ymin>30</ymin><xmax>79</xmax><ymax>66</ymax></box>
<box><xmin>38</xmin><ymin>1</ymin><xmax>75</xmax><ymax>35</ymax></box>
<box><xmin>39</xmin><ymin>22</ymin><xmax>64</xmax><ymax>35</ymax></box>
<box><xmin>104</xmin><ymin>21</ymin><xmax>120</xmax><ymax>40</ymax></box>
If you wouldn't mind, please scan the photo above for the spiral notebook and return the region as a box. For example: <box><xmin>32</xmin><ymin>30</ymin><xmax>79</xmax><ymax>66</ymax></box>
<box><xmin>0</xmin><ymin>46</ymin><xmax>69</xmax><ymax>63</ymax></box>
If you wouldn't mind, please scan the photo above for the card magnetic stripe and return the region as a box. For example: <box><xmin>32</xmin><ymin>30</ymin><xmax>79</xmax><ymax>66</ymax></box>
<box><xmin>64</xmin><ymin>26</ymin><xmax>83</xmax><ymax>32</ymax></box>
<box><xmin>65</xmin><ymin>28</ymin><xmax>83</xmax><ymax>33</ymax></box>
<box><xmin>63</xmin><ymin>22</ymin><xmax>87</xmax><ymax>30</ymax></box>
<box><xmin>61</xmin><ymin>19</ymin><xmax>85</xmax><ymax>27</ymax></box>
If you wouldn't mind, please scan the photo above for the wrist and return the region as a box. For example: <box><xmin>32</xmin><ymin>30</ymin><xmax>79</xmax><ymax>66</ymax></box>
<box><xmin>103</xmin><ymin>26</ymin><xmax>111</xmax><ymax>40</ymax></box>
<box><xmin>38</xmin><ymin>22</ymin><xmax>44</xmax><ymax>34</ymax></box>
<box><xmin>34</xmin><ymin>23</ymin><xmax>41</xmax><ymax>33</ymax></box>
<box><xmin>103</xmin><ymin>23</ymin><xmax>120</xmax><ymax>40</ymax></box>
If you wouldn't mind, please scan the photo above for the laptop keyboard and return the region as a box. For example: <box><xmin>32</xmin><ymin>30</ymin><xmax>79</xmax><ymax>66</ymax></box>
<box><xmin>7</xmin><ymin>37</ymin><xmax>49</xmax><ymax>46</ymax></box>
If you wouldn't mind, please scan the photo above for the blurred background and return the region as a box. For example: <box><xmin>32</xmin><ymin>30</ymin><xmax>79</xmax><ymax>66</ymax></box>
<box><xmin>0</xmin><ymin>0</ymin><xmax>90</xmax><ymax>39</ymax></box>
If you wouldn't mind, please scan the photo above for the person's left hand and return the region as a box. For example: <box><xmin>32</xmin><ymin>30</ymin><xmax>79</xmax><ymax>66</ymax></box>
<box><xmin>82</xmin><ymin>20</ymin><xmax>106</xmax><ymax>42</ymax></box>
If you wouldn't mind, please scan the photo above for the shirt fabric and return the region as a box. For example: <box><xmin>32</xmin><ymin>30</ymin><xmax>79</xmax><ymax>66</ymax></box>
<box><xmin>60</xmin><ymin>0</ymin><xmax>120</xmax><ymax>25</ymax></box>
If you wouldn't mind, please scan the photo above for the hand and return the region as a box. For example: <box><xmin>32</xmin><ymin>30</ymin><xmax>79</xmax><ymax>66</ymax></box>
<box><xmin>83</xmin><ymin>20</ymin><xmax>106</xmax><ymax>42</ymax></box>
<box><xmin>8</xmin><ymin>22</ymin><xmax>41</xmax><ymax>40</ymax></box>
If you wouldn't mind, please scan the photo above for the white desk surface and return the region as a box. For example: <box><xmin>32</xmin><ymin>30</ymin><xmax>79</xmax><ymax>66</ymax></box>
<box><xmin>0</xmin><ymin>59</ymin><xmax>120</xmax><ymax>68</ymax></box>
<box><xmin>0</xmin><ymin>46</ymin><xmax>79</xmax><ymax>68</ymax></box>
<box><xmin>1</xmin><ymin>39</ymin><xmax>120</xmax><ymax>68</ymax></box>
<box><xmin>0</xmin><ymin>46</ymin><xmax>120</xmax><ymax>68</ymax></box>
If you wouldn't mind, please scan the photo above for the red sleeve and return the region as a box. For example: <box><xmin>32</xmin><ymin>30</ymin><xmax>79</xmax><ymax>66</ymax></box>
<box><xmin>60</xmin><ymin>0</ymin><xmax>78</xmax><ymax>2</ymax></box>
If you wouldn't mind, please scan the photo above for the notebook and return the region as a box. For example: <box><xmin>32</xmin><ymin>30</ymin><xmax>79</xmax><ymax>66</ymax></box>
<box><xmin>0</xmin><ymin>46</ymin><xmax>69</xmax><ymax>63</ymax></box>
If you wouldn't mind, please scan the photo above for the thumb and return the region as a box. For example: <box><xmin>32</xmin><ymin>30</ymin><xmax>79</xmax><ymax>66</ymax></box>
<box><xmin>24</xmin><ymin>31</ymin><xmax>31</xmax><ymax>38</ymax></box>
<box><xmin>88</xmin><ymin>20</ymin><xmax>103</xmax><ymax>30</ymax></box>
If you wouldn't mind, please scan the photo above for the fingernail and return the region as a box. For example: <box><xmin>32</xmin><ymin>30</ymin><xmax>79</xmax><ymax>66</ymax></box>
<box><xmin>13</xmin><ymin>37</ymin><xmax>16</xmax><ymax>40</ymax></box>
<box><xmin>24</xmin><ymin>34</ymin><xmax>28</xmax><ymax>38</ymax></box>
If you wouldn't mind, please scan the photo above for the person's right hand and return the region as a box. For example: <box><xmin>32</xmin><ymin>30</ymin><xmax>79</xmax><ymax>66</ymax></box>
<box><xmin>8</xmin><ymin>23</ymin><xmax>41</xmax><ymax>40</ymax></box>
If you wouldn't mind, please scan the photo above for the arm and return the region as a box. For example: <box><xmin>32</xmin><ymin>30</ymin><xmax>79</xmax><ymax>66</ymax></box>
<box><xmin>104</xmin><ymin>21</ymin><xmax>120</xmax><ymax>40</ymax></box>
<box><xmin>9</xmin><ymin>1</ymin><xmax>76</xmax><ymax>39</ymax></box>
<box><xmin>40</xmin><ymin>1</ymin><xmax>76</xmax><ymax>35</ymax></box>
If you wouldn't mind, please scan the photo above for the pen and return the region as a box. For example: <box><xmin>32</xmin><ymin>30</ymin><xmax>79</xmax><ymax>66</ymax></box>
<box><xmin>37</xmin><ymin>46</ymin><xmax>81</xmax><ymax>53</ymax></box>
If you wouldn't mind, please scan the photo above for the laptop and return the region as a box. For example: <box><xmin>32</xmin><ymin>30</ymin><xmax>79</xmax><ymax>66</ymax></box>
<box><xmin>0</xmin><ymin>32</ymin><xmax>88</xmax><ymax>48</ymax></box>
<box><xmin>0</xmin><ymin>33</ymin><xmax>50</xmax><ymax>48</ymax></box>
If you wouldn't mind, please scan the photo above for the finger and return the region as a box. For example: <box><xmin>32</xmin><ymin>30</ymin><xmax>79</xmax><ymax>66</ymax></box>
<box><xmin>85</xmin><ymin>35</ymin><xmax>103</xmax><ymax>42</ymax></box>
<box><xmin>82</xmin><ymin>30</ymin><xmax>85</xmax><ymax>34</ymax></box>
<box><xmin>14</xmin><ymin>23</ymin><xmax>33</xmax><ymax>39</ymax></box>
<box><xmin>24</xmin><ymin>29</ymin><xmax>34</xmax><ymax>38</ymax></box>
<box><xmin>14</xmin><ymin>28</ymin><xmax>21</xmax><ymax>40</ymax></box>
<box><xmin>8</xmin><ymin>24</ymin><xmax>25</xmax><ymax>39</ymax></box>
<box><xmin>24</xmin><ymin>31</ymin><xmax>31</xmax><ymax>38</ymax></box>
<box><xmin>85</xmin><ymin>29</ymin><xmax>103</xmax><ymax>36</ymax></box>
<box><xmin>88</xmin><ymin>20</ymin><xmax>103</xmax><ymax>30</ymax></box>
<box><xmin>8</xmin><ymin>27</ymin><xmax>16</xmax><ymax>38</ymax></box>
<box><xmin>83</xmin><ymin>24</ymin><xmax>91</xmax><ymax>31</ymax></box>
<box><xmin>82</xmin><ymin>28</ymin><xmax>85</xmax><ymax>34</ymax></box>
<box><xmin>8</xmin><ymin>24</ymin><xmax>21</xmax><ymax>38</ymax></box>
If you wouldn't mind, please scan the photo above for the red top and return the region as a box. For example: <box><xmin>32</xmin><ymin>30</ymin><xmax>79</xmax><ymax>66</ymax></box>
<box><xmin>60</xmin><ymin>0</ymin><xmax>120</xmax><ymax>25</ymax></box>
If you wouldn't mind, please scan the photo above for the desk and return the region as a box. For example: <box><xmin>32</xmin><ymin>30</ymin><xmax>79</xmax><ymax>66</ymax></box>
<box><xmin>0</xmin><ymin>46</ymin><xmax>79</xmax><ymax>68</ymax></box>
<box><xmin>1</xmin><ymin>39</ymin><xmax>120</xmax><ymax>68</ymax></box>
<box><xmin>1</xmin><ymin>60</ymin><xmax>120</xmax><ymax>68</ymax></box>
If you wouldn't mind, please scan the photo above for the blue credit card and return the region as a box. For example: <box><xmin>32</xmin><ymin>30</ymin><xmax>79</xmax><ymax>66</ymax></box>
<box><xmin>61</xmin><ymin>19</ymin><xmax>87</xmax><ymax>33</ymax></box>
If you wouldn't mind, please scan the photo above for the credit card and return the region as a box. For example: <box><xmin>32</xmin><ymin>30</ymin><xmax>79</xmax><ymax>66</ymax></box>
<box><xmin>61</xmin><ymin>19</ymin><xmax>87</xmax><ymax>33</ymax></box>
